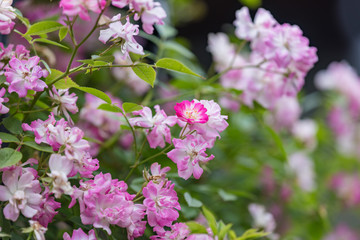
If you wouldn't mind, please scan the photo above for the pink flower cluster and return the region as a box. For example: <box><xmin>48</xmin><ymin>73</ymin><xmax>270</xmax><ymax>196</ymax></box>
<box><xmin>4</xmin><ymin>56</ymin><xmax>48</xmax><ymax>98</ymax></box>
<box><xmin>70</xmin><ymin>172</ymin><xmax>146</xmax><ymax>239</ymax></box>
<box><xmin>63</xmin><ymin>228</ymin><xmax>97</xmax><ymax>240</ymax></box>
<box><xmin>130</xmin><ymin>100</ymin><xmax>228</xmax><ymax>180</ymax></box>
<box><xmin>0</xmin><ymin>43</ymin><xmax>29</xmax><ymax>71</ymax></box>
<box><xmin>209</xmin><ymin>7</ymin><xmax>317</xmax><ymax>111</ymax></box>
<box><xmin>59</xmin><ymin>0</ymin><xmax>106</xmax><ymax>21</ymax></box>
<box><xmin>316</xmin><ymin>62</ymin><xmax>360</xmax><ymax>157</ymax></box>
<box><xmin>111</xmin><ymin>0</ymin><xmax>166</xmax><ymax>34</ymax></box>
<box><xmin>22</xmin><ymin>113</ymin><xmax>99</xmax><ymax>178</ymax></box>
<box><xmin>79</xmin><ymin>93</ymin><xmax>132</xmax><ymax>155</ymax></box>
<box><xmin>0</xmin><ymin>0</ymin><xmax>16</xmax><ymax>35</ymax></box>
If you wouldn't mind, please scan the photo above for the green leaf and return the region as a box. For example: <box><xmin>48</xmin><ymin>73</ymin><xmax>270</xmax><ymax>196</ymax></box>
<box><xmin>59</xmin><ymin>27</ymin><xmax>68</xmax><ymax>41</ymax></box>
<box><xmin>184</xmin><ymin>192</ymin><xmax>203</xmax><ymax>208</ymax></box>
<box><xmin>186</xmin><ymin>221</ymin><xmax>208</xmax><ymax>234</ymax></box>
<box><xmin>55</xmin><ymin>77</ymin><xmax>79</xmax><ymax>89</ymax></box>
<box><xmin>33</xmin><ymin>38</ymin><xmax>69</xmax><ymax>49</ymax></box>
<box><xmin>218</xmin><ymin>223</ymin><xmax>233</xmax><ymax>240</ymax></box>
<box><xmin>202</xmin><ymin>206</ymin><xmax>218</xmax><ymax>235</ymax></box>
<box><xmin>76</xmin><ymin>87</ymin><xmax>111</xmax><ymax>104</ymax></box>
<box><xmin>25</xmin><ymin>21</ymin><xmax>64</xmax><ymax>36</ymax></box>
<box><xmin>0</xmin><ymin>148</ymin><xmax>23</xmax><ymax>168</ymax></box>
<box><xmin>3</xmin><ymin>117</ymin><xmax>23</xmax><ymax>134</ymax></box>
<box><xmin>98</xmin><ymin>103</ymin><xmax>123</xmax><ymax>113</ymax></box>
<box><xmin>156</xmin><ymin>58</ymin><xmax>203</xmax><ymax>78</ymax></box>
<box><xmin>0</xmin><ymin>133</ymin><xmax>20</xmax><ymax>143</ymax></box>
<box><xmin>265</xmin><ymin>125</ymin><xmax>287</xmax><ymax>162</ymax></box>
<box><xmin>91</xmin><ymin>55</ymin><xmax>115</xmax><ymax>63</ymax></box>
<box><xmin>22</xmin><ymin>141</ymin><xmax>54</xmax><ymax>153</ymax></box>
<box><xmin>132</xmin><ymin>64</ymin><xmax>156</xmax><ymax>87</ymax></box>
<box><xmin>218</xmin><ymin>189</ymin><xmax>238</xmax><ymax>201</ymax></box>
<box><xmin>122</xmin><ymin>102</ymin><xmax>143</xmax><ymax>113</ymax></box>
<box><xmin>237</xmin><ymin>229</ymin><xmax>268</xmax><ymax>240</ymax></box>
<box><xmin>156</xmin><ymin>24</ymin><xmax>178</xmax><ymax>39</ymax></box>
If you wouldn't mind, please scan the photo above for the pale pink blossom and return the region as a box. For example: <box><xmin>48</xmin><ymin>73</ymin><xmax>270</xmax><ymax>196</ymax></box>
<box><xmin>0</xmin><ymin>87</ymin><xmax>9</xmax><ymax>114</ymax></box>
<box><xmin>0</xmin><ymin>43</ymin><xmax>29</xmax><ymax>70</ymax></box>
<box><xmin>130</xmin><ymin>105</ymin><xmax>177</xmax><ymax>148</ymax></box>
<box><xmin>4</xmin><ymin>56</ymin><xmax>48</xmax><ymax>98</ymax></box>
<box><xmin>48</xmin><ymin>154</ymin><xmax>74</xmax><ymax>198</ymax></box>
<box><xmin>174</xmin><ymin>100</ymin><xmax>209</xmax><ymax>124</ymax></box>
<box><xmin>143</xmin><ymin>180</ymin><xmax>181</xmax><ymax>227</ymax></box>
<box><xmin>63</xmin><ymin>228</ymin><xmax>97</xmax><ymax>240</ymax></box>
<box><xmin>248</xmin><ymin>204</ymin><xmax>279</xmax><ymax>240</ymax></box>
<box><xmin>0</xmin><ymin>169</ymin><xmax>42</xmax><ymax>221</ymax></box>
<box><xmin>288</xmin><ymin>152</ymin><xmax>315</xmax><ymax>192</ymax></box>
<box><xmin>0</xmin><ymin>0</ymin><xmax>16</xmax><ymax>35</ymax></box>
<box><xmin>167</xmin><ymin>134</ymin><xmax>214</xmax><ymax>180</ymax></box>
<box><xmin>99</xmin><ymin>14</ymin><xmax>144</xmax><ymax>60</ymax></box>
<box><xmin>188</xmin><ymin>100</ymin><xmax>228</xmax><ymax>147</ymax></box>
<box><xmin>49</xmin><ymin>86</ymin><xmax>78</xmax><ymax>124</ymax></box>
<box><xmin>22</xmin><ymin>113</ymin><xmax>56</xmax><ymax>144</ymax></box>
<box><xmin>234</xmin><ymin>7</ymin><xmax>277</xmax><ymax>41</ymax></box>
<box><xmin>131</xmin><ymin>0</ymin><xmax>166</xmax><ymax>34</ymax></box>
<box><xmin>29</xmin><ymin>220</ymin><xmax>47</xmax><ymax>240</ymax></box>
<box><xmin>151</xmin><ymin>223</ymin><xmax>190</xmax><ymax>240</ymax></box>
<box><xmin>59</xmin><ymin>0</ymin><xmax>106</xmax><ymax>21</ymax></box>
<box><xmin>144</xmin><ymin>162</ymin><xmax>171</xmax><ymax>184</ymax></box>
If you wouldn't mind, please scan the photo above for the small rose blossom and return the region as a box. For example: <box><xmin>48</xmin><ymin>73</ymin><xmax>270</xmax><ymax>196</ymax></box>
<box><xmin>143</xmin><ymin>180</ymin><xmax>181</xmax><ymax>227</ymax></box>
<box><xmin>0</xmin><ymin>169</ymin><xmax>42</xmax><ymax>221</ymax></box>
<box><xmin>99</xmin><ymin>14</ymin><xmax>144</xmax><ymax>60</ymax></box>
<box><xmin>29</xmin><ymin>220</ymin><xmax>47</xmax><ymax>240</ymax></box>
<box><xmin>59</xmin><ymin>0</ymin><xmax>106</xmax><ymax>21</ymax></box>
<box><xmin>174</xmin><ymin>100</ymin><xmax>209</xmax><ymax>124</ymax></box>
<box><xmin>248</xmin><ymin>204</ymin><xmax>279</xmax><ymax>240</ymax></box>
<box><xmin>151</xmin><ymin>223</ymin><xmax>190</xmax><ymax>240</ymax></box>
<box><xmin>48</xmin><ymin>154</ymin><xmax>74</xmax><ymax>198</ymax></box>
<box><xmin>49</xmin><ymin>86</ymin><xmax>78</xmax><ymax>124</ymax></box>
<box><xmin>112</xmin><ymin>0</ymin><xmax>129</xmax><ymax>8</ymax></box>
<box><xmin>144</xmin><ymin>162</ymin><xmax>171</xmax><ymax>184</ymax></box>
<box><xmin>130</xmin><ymin>105</ymin><xmax>177</xmax><ymax>148</ymax></box>
<box><xmin>4</xmin><ymin>56</ymin><xmax>48</xmax><ymax>98</ymax></box>
<box><xmin>167</xmin><ymin>134</ymin><xmax>214</xmax><ymax>180</ymax></box>
<box><xmin>32</xmin><ymin>187</ymin><xmax>61</xmax><ymax>227</ymax></box>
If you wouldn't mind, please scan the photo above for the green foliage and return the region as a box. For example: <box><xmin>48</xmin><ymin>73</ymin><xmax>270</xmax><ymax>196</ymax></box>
<box><xmin>3</xmin><ymin>117</ymin><xmax>23</xmax><ymax>134</ymax></box>
<box><xmin>156</xmin><ymin>58</ymin><xmax>203</xmax><ymax>78</ymax></box>
<box><xmin>0</xmin><ymin>148</ymin><xmax>23</xmax><ymax>168</ymax></box>
<box><xmin>122</xmin><ymin>102</ymin><xmax>143</xmax><ymax>113</ymax></box>
<box><xmin>132</xmin><ymin>64</ymin><xmax>157</xmax><ymax>87</ymax></box>
<box><xmin>237</xmin><ymin>229</ymin><xmax>269</xmax><ymax>240</ymax></box>
<box><xmin>184</xmin><ymin>192</ymin><xmax>203</xmax><ymax>208</ymax></box>
<box><xmin>25</xmin><ymin>21</ymin><xmax>64</xmax><ymax>36</ymax></box>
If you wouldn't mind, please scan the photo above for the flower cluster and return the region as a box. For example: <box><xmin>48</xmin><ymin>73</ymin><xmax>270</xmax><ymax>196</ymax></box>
<box><xmin>0</xmin><ymin>43</ymin><xmax>29</xmax><ymax>71</ymax></box>
<box><xmin>330</xmin><ymin>173</ymin><xmax>360</xmax><ymax>207</ymax></box>
<box><xmin>209</xmin><ymin>7</ymin><xmax>317</xmax><ymax>111</ymax></box>
<box><xmin>70</xmin><ymin>172</ymin><xmax>146</xmax><ymax>238</ymax></box>
<box><xmin>4</xmin><ymin>56</ymin><xmax>48</xmax><ymax>98</ymax></box>
<box><xmin>248</xmin><ymin>203</ymin><xmax>279</xmax><ymax>240</ymax></box>
<box><xmin>22</xmin><ymin>113</ymin><xmax>99</xmax><ymax>179</ymax></box>
<box><xmin>49</xmin><ymin>86</ymin><xmax>78</xmax><ymax>124</ymax></box>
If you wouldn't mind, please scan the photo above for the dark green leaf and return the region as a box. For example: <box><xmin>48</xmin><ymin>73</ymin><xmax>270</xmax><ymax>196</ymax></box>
<box><xmin>122</xmin><ymin>102</ymin><xmax>143</xmax><ymax>113</ymax></box>
<box><xmin>22</xmin><ymin>141</ymin><xmax>54</xmax><ymax>153</ymax></box>
<box><xmin>132</xmin><ymin>64</ymin><xmax>156</xmax><ymax>87</ymax></box>
<box><xmin>156</xmin><ymin>58</ymin><xmax>203</xmax><ymax>78</ymax></box>
<box><xmin>98</xmin><ymin>103</ymin><xmax>123</xmax><ymax>113</ymax></box>
<box><xmin>3</xmin><ymin>117</ymin><xmax>23</xmax><ymax>134</ymax></box>
<box><xmin>0</xmin><ymin>133</ymin><xmax>20</xmax><ymax>143</ymax></box>
<box><xmin>59</xmin><ymin>27</ymin><xmax>68</xmax><ymax>41</ymax></box>
<box><xmin>25</xmin><ymin>21</ymin><xmax>64</xmax><ymax>36</ymax></box>
<box><xmin>0</xmin><ymin>148</ymin><xmax>23</xmax><ymax>168</ymax></box>
<box><xmin>33</xmin><ymin>38</ymin><xmax>69</xmax><ymax>49</ymax></box>
<box><xmin>75</xmin><ymin>87</ymin><xmax>111</xmax><ymax>104</ymax></box>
